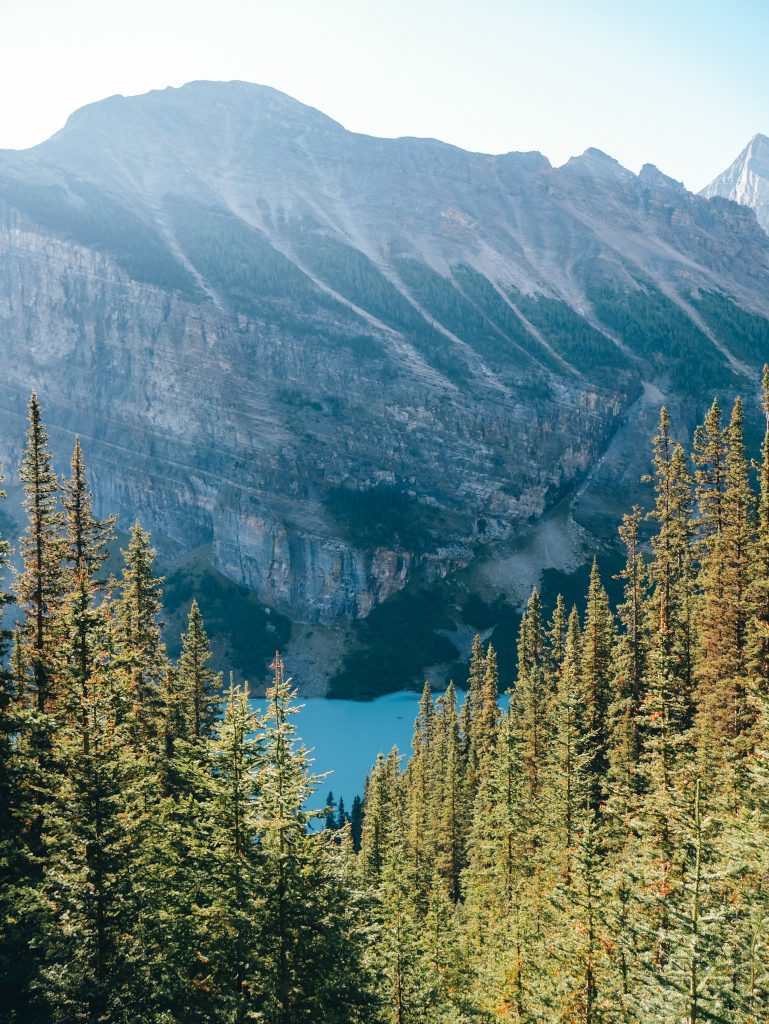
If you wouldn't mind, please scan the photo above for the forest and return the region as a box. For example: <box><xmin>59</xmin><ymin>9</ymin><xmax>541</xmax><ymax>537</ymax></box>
<box><xmin>2</xmin><ymin>371</ymin><xmax>769</xmax><ymax>1024</ymax></box>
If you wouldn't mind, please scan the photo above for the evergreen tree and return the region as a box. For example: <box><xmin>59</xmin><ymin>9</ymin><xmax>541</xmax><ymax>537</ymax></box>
<box><xmin>747</xmin><ymin>365</ymin><xmax>769</xmax><ymax>700</ymax></box>
<box><xmin>255</xmin><ymin>653</ymin><xmax>371</xmax><ymax>1023</ymax></box>
<box><xmin>177</xmin><ymin>600</ymin><xmax>221</xmax><ymax>741</ymax></box>
<box><xmin>580</xmin><ymin>560</ymin><xmax>614</xmax><ymax>811</ymax></box>
<box><xmin>544</xmin><ymin>607</ymin><xmax>592</xmax><ymax>886</ymax></box>
<box><xmin>115</xmin><ymin>522</ymin><xmax>166</xmax><ymax>744</ymax></box>
<box><xmin>57</xmin><ymin>440</ymin><xmax>116</xmax><ymax>755</ymax></box>
<box><xmin>0</xmin><ymin>464</ymin><xmax>44</xmax><ymax>1023</ymax></box>
<box><xmin>514</xmin><ymin>589</ymin><xmax>549</xmax><ymax>810</ymax></box>
<box><xmin>350</xmin><ymin>793</ymin><xmax>364</xmax><ymax>853</ymax></box>
<box><xmin>646</xmin><ymin>411</ymin><xmax>696</xmax><ymax>728</ymax></box>
<box><xmin>205</xmin><ymin>679</ymin><xmax>264</xmax><ymax>1022</ymax></box>
<box><xmin>37</xmin><ymin>619</ymin><xmax>137</xmax><ymax>1024</ymax></box>
<box><xmin>608</xmin><ymin>507</ymin><xmax>646</xmax><ymax>799</ymax></box>
<box><xmin>17</xmin><ymin>392</ymin><xmax>66</xmax><ymax>713</ymax></box>
<box><xmin>696</xmin><ymin>397</ymin><xmax>756</xmax><ymax>763</ymax></box>
<box><xmin>434</xmin><ymin>682</ymin><xmax>465</xmax><ymax>903</ymax></box>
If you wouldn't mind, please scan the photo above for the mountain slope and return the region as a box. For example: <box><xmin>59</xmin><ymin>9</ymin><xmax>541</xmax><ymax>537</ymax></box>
<box><xmin>1</xmin><ymin>81</ymin><xmax>768</xmax><ymax>692</ymax></box>
<box><xmin>701</xmin><ymin>133</ymin><xmax>769</xmax><ymax>232</ymax></box>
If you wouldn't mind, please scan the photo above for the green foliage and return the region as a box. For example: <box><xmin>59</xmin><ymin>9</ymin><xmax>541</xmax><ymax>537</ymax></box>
<box><xmin>163</xmin><ymin>562</ymin><xmax>291</xmax><ymax>681</ymax></box>
<box><xmin>0</xmin><ymin>176</ymin><xmax>197</xmax><ymax>294</ymax></box>
<box><xmin>394</xmin><ymin>256</ymin><xmax>531</xmax><ymax>377</ymax></box>
<box><xmin>509</xmin><ymin>285</ymin><xmax>632</xmax><ymax>372</ymax></box>
<box><xmin>691</xmin><ymin>289</ymin><xmax>769</xmax><ymax>369</ymax></box>
<box><xmin>324</xmin><ymin>481</ymin><xmax>443</xmax><ymax>552</ymax></box>
<box><xmin>328</xmin><ymin>588</ymin><xmax>460</xmax><ymax>699</ymax></box>
<box><xmin>583</xmin><ymin>268</ymin><xmax>737</xmax><ymax>393</ymax></box>
<box><xmin>5</xmin><ymin>376</ymin><xmax>769</xmax><ymax>1023</ymax></box>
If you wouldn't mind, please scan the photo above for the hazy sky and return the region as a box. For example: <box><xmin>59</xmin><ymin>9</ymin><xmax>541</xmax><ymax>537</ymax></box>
<box><xmin>2</xmin><ymin>0</ymin><xmax>767</xmax><ymax>191</ymax></box>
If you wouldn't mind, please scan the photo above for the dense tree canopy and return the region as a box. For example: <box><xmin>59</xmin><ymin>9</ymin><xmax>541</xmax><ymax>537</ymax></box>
<box><xmin>2</xmin><ymin>379</ymin><xmax>769</xmax><ymax>1022</ymax></box>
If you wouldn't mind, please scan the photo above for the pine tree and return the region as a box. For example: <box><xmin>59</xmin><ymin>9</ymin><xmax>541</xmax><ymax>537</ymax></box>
<box><xmin>57</xmin><ymin>440</ymin><xmax>116</xmax><ymax>755</ymax></box>
<box><xmin>537</xmin><ymin>810</ymin><xmax>609</xmax><ymax>1024</ymax></box>
<box><xmin>62</xmin><ymin>436</ymin><xmax>115</xmax><ymax>578</ymax></box>
<box><xmin>17</xmin><ymin>392</ymin><xmax>66</xmax><ymax>713</ymax></box>
<box><xmin>514</xmin><ymin>589</ymin><xmax>549</xmax><ymax>810</ymax></box>
<box><xmin>177</xmin><ymin>600</ymin><xmax>221</xmax><ymax>741</ymax></box>
<box><xmin>747</xmin><ymin>365</ymin><xmax>769</xmax><ymax>700</ymax></box>
<box><xmin>361</xmin><ymin>748</ymin><xmax>402</xmax><ymax>885</ymax></box>
<box><xmin>37</xmin><ymin>619</ymin><xmax>137</xmax><ymax>1024</ymax></box>
<box><xmin>115</xmin><ymin>522</ymin><xmax>166</xmax><ymax>744</ymax></box>
<box><xmin>692</xmin><ymin>398</ymin><xmax>727</xmax><ymax>541</ymax></box>
<box><xmin>608</xmin><ymin>507</ymin><xmax>646</xmax><ymax>800</ymax></box>
<box><xmin>646</xmin><ymin>410</ymin><xmax>696</xmax><ymax>726</ymax></box>
<box><xmin>543</xmin><ymin>607</ymin><xmax>592</xmax><ymax>886</ymax></box>
<box><xmin>403</xmin><ymin>682</ymin><xmax>437</xmax><ymax>907</ymax></box>
<box><xmin>205</xmin><ymin>679</ymin><xmax>264</xmax><ymax>1021</ymax></box>
<box><xmin>548</xmin><ymin>593</ymin><xmax>568</xmax><ymax>682</ymax></box>
<box><xmin>0</xmin><ymin>464</ymin><xmax>43</xmax><ymax>1023</ymax></box>
<box><xmin>434</xmin><ymin>682</ymin><xmax>465</xmax><ymax>903</ymax></box>
<box><xmin>255</xmin><ymin>653</ymin><xmax>371</xmax><ymax>1023</ymax></box>
<box><xmin>350</xmin><ymin>793</ymin><xmax>364</xmax><ymax>853</ymax></box>
<box><xmin>581</xmin><ymin>560</ymin><xmax>614</xmax><ymax>811</ymax></box>
<box><xmin>696</xmin><ymin>397</ymin><xmax>756</xmax><ymax>763</ymax></box>
<box><xmin>0</xmin><ymin>460</ymin><xmax>16</xmax><ymax>847</ymax></box>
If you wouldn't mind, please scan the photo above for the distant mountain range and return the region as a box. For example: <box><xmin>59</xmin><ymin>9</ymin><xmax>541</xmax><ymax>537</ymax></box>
<box><xmin>1</xmin><ymin>81</ymin><xmax>768</xmax><ymax>694</ymax></box>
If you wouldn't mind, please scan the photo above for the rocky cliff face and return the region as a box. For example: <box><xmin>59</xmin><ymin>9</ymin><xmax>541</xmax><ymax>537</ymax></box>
<box><xmin>702</xmin><ymin>133</ymin><xmax>769</xmax><ymax>233</ymax></box>
<box><xmin>0</xmin><ymin>82</ymin><xmax>768</xmax><ymax>678</ymax></box>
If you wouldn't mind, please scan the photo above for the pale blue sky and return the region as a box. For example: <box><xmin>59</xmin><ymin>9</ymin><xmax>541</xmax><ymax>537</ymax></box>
<box><xmin>2</xmin><ymin>0</ymin><xmax>767</xmax><ymax>190</ymax></box>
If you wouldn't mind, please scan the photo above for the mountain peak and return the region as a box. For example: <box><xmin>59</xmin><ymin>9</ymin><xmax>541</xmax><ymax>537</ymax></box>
<box><xmin>702</xmin><ymin>132</ymin><xmax>769</xmax><ymax>232</ymax></box>
<box><xmin>561</xmin><ymin>147</ymin><xmax>635</xmax><ymax>184</ymax></box>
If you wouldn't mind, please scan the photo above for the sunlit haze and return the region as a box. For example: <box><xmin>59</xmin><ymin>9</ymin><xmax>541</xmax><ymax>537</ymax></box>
<box><xmin>2</xmin><ymin>0</ymin><xmax>768</xmax><ymax>190</ymax></box>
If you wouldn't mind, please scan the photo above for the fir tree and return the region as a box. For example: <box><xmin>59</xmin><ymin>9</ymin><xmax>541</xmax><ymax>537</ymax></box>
<box><xmin>581</xmin><ymin>560</ymin><xmax>614</xmax><ymax>811</ymax></box>
<box><xmin>747</xmin><ymin>365</ymin><xmax>769</xmax><ymax>699</ymax></box>
<box><xmin>37</xmin><ymin>621</ymin><xmax>137</xmax><ymax>1024</ymax></box>
<box><xmin>177</xmin><ymin>600</ymin><xmax>222</xmax><ymax>741</ymax></box>
<box><xmin>16</xmin><ymin>392</ymin><xmax>66</xmax><ymax>713</ymax></box>
<box><xmin>544</xmin><ymin>607</ymin><xmax>592</xmax><ymax>886</ymax></box>
<box><xmin>696</xmin><ymin>397</ymin><xmax>756</xmax><ymax>763</ymax></box>
<box><xmin>255</xmin><ymin>653</ymin><xmax>371</xmax><ymax>1023</ymax></box>
<box><xmin>434</xmin><ymin>681</ymin><xmax>465</xmax><ymax>903</ymax></box>
<box><xmin>115</xmin><ymin>522</ymin><xmax>166</xmax><ymax>744</ymax></box>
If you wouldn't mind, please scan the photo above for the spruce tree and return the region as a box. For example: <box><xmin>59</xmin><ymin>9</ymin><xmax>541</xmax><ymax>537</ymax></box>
<box><xmin>434</xmin><ymin>682</ymin><xmax>465</xmax><ymax>903</ymax></box>
<box><xmin>17</xmin><ymin>392</ymin><xmax>66</xmax><ymax>713</ymax></box>
<box><xmin>115</xmin><ymin>522</ymin><xmax>166</xmax><ymax>744</ymax></box>
<box><xmin>197</xmin><ymin>678</ymin><xmax>264</xmax><ymax>1022</ymax></box>
<box><xmin>57</xmin><ymin>439</ymin><xmax>116</xmax><ymax>755</ymax></box>
<box><xmin>37</xmin><ymin>618</ymin><xmax>137</xmax><ymax>1024</ymax></box>
<box><xmin>177</xmin><ymin>600</ymin><xmax>222</xmax><ymax>740</ymax></box>
<box><xmin>747</xmin><ymin>365</ymin><xmax>769</xmax><ymax>700</ymax></box>
<box><xmin>543</xmin><ymin>607</ymin><xmax>592</xmax><ymax>886</ymax></box>
<box><xmin>696</xmin><ymin>397</ymin><xmax>756</xmax><ymax>763</ymax></box>
<box><xmin>255</xmin><ymin>653</ymin><xmax>371</xmax><ymax>1023</ymax></box>
<box><xmin>608</xmin><ymin>507</ymin><xmax>646</xmax><ymax>800</ymax></box>
<box><xmin>0</xmin><ymin>465</ymin><xmax>43</xmax><ymax>1023</ymax></box>
<box><xmin>514</xmin><ymin>589</ymin><xmax>549</xmax><ymax>810</ymax></box>
<box><xmin>580</xmin><ymin>560</ymin><xmax>614</xmax><ymax>811</ymax></box>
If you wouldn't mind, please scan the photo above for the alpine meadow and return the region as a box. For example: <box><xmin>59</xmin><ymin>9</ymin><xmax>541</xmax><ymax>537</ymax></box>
<box><xmin>4</xmin><ymin>3</ymin><xmax>769</xmax><ymax>1022</ymax></box>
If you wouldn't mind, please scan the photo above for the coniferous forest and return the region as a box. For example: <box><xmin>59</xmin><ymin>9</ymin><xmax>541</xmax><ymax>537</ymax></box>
<box><xmin>2</xmin><ymin>374</ymin><xmax>769</xmax><ymax>1024</ymax></box>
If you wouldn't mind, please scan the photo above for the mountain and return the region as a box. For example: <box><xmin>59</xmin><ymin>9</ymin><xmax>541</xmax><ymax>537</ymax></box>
<box><xmin>1</xmin><ymin>81</ymin><xmax>769</xmax><ymax>694</ymax></box>
<box><xmin>701</xmin><ymin>133</ymin><xmax>769</xmax><ymax>232</ymax></box>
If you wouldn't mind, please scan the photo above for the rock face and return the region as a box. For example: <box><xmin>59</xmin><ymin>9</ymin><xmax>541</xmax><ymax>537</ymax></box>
<box><xmin>0</xmin><ymin>81</ymin><xmax>768</xmax><ymax>633</ymax></box>
<box><xmin>701</xmin><ymin>133</ymin><xmax>769</xmax><ymax>233</ymax></box>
